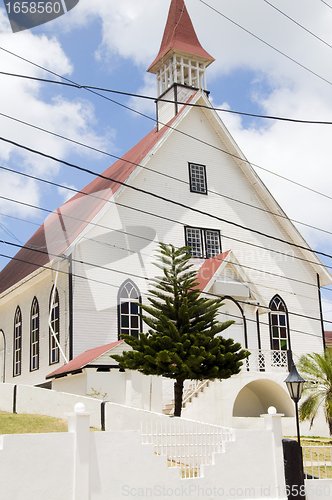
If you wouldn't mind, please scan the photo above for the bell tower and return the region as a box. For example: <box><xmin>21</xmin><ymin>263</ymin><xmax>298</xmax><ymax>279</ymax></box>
<box><xmin>147</xmin><ymin>0</ymin><xmax>214</xmax><ymax>129</ymax></box>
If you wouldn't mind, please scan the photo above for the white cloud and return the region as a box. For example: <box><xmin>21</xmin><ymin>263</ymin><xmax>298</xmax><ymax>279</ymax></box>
<box><xmin>0</xmin><ymin>8</ymin><xmax>113</xmax><ymax>218</ymax></box>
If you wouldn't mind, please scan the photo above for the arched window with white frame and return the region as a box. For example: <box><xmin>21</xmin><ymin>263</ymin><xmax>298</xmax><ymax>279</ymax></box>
<box><xmin>269</xmin><ymin>295</ymin><xmax>290</xmax><ymax>352</ymax></box>
<box><xmin>118</xmin><ymin>280</ymin><xmax>142</xmax><ymax>340</ymax></box>
<box><xmin>30</xmin><ymin>297</ymin><xmax>39</xmax><ymax>371</ymax></box>
<box><xmin>13</xmin><ymin>307</ymin><xmax>22</xmax><ymax>377</ymax></box>
<box><xmin>49</xmin><ymin>287</ymin><xmax>60</xmax><ymax>365</ymax></box>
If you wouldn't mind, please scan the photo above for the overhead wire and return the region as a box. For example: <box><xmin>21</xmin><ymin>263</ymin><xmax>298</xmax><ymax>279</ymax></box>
<box><xmin>0</xmin><ymin>12</ymin><xmax>328</xmax><ymax>346</ymax></box>
<box><xmin>1</xmin><ymin>133</ymin><xmax>332</xmax><ymax>263</ymax></box>
<box><xmin>1</xmin><ymin>160</ymin><xmax>332</xmax><ymax>311</ymax></box>
<box><xmin>320</xmin><ymin>0</ymin><xmax>332</xmax><ymax>10</ymax></box>
<box><xmin>263</xmin><ymin>0</ymin><xmax>332</xmax><ymax>51</ymax></box>
<box><xmin>1</xmin><ymin>49</ymin><xmax>332</xmax><ymax>208</ymax></box>
<box><xmin>2</xmin><ymin>70</ymin><xmax>332</xmax><ymax>125</ymax></box>
<box><xmin>1</xmin><ymin>110</ymin><xmax>332</xmax><ymax>239</ymax></box>
<box><xmin>198</xmin><ymin>0</ymin><xmax>332</xmax><ymax>88</ymax></box>
<box><xmin>0</xmin><ymin>238</ymin><xmax>328</xmax><ymax>337</ymax></box>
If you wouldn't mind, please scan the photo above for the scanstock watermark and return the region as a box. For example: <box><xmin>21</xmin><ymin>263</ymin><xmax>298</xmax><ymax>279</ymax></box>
<box><xmin>3</xmin><ymin>0</ymin><xmax>79</xmax><ymax>33</ymax></box>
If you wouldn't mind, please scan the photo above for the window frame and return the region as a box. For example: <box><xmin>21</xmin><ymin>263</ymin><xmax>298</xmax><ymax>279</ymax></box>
<box><xmin>30</xmin><ymin>297</ymin><xmax>40</xmax><ymax>372</ymax></box>
<box><xmin>49</xmin><ymin>287</ymin><xmax>60</xmax><ymax>365</ymax></box>
<box><xmin>117</xmin><ymin>280</ymin><xmax>143</xmax><ymax>340</ymax></box>
<box><xmin>269</xmin><ymin>295</ymin><xmax>290</xmax><ymax>352</ymax></box>
<box><xmin>13</xmin><ymin>307</ymin><xmax>22</xmax><ymax>377</ymax></box>
<box><xmin>185</xmin><ymin>226</ymin><xmax>221</xmax><ymax>259</ymax></box>
<box><xmin>188</xmin><ymin>162</ymin><xmax>208</xmax><ymax>195</ymax></box>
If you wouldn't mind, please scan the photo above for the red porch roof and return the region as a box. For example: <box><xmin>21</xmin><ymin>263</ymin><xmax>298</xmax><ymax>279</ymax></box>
<box><xmin>46</xmin><ymin>340</ymin><xmax>124</xmax><ymax>379</ymax></box>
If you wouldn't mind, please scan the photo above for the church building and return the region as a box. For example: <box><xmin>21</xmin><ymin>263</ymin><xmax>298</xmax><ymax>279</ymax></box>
<box><xmin>0</xmin><ymin>0</ymin><xmax>330</xmax><ymax>434</ymax></box>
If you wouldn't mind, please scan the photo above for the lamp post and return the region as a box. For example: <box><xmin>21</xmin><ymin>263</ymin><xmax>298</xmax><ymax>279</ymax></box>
<box><xmin>284</xmin><ymin>361</ymin><xmax>305</xmax><ymax>446</ymax></box>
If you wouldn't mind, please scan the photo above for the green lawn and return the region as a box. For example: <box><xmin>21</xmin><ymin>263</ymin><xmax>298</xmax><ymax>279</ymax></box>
<box><xmin>0</xmin><ymin>411</ymin><xmax>68</xmax><ymax>434</ymax></box>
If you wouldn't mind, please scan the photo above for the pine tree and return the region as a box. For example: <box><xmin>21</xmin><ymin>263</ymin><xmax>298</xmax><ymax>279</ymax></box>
<box><xmin>112</xmin><ymin>243</ymin><xmax>249</xmax><ymax>417</ymax></box>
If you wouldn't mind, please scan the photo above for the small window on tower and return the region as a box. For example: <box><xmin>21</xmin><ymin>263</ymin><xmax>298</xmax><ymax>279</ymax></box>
<box><xmin>188</xmin><ymin>163</ymin><xmax>207</xmax><ymax>194</ymax></box>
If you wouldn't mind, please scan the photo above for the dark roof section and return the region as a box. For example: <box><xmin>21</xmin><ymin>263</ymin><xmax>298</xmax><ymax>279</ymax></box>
<box><xmin>0</xmin><ymin>98</ymin><xmax>196</xmax><ymax>295</ymax></box>
<box><xmin>148</xmin><ymin>0</ymin><xmax>214</xmax><ymax>73</ymax></box>
<box><xmin>46</xmin><ymin>340</ymin><xmax>124</xmax><ymax>379</ymax></box>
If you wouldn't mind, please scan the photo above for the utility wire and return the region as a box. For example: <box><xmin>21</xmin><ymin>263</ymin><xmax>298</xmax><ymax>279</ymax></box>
<box><xmin>320</xmin><ymin>0</ymin><xmax>332</xmax><ymax>10</ymax></box>
<box><xmin>2</xmin><ymin>70</ymin><xmax>332</xmax><ymax>125</ymax></box>
<box><xmin>198</xmin><ymin>0</ymin><xmax>332</xmax><ymax>88</ymax></box>
<box><xmin>2</xmin><ymin>48</ymin><xmax>332</xmax><ymax>207</ymax></box>
<box><xmin>1</xmin><ymin>174</ymin><xmax>331</xmax><ymax>300</ymax></box>
<box><xmin>1</xmin><ymin>111</ymin><xmax>332</xmax><ymax>239</ymax></box>
<box><xmin>1</xmin><ymin>133</ymin><xmax>331</xmax><ymax>262</ymax></box>
<box><xmin>0</xmin><ymin>238</ymin><xmax>328</xmax><ymax>335</ymax></box>
<box><xmin>263</xmin><ymin>0</ymin><xmax>332</xmax><ymax>51</ymax></box>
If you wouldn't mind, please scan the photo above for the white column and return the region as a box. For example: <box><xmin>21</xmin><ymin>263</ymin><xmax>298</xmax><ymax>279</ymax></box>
<box><xmin>180</xmin><ymin>57</ymin><xmax>184</xmax><ymax>84</ymax></box>
<box><xmin>262</xmin><ymin>407</ymin><xmax>287</xmax><ymax>499</ymax></box>
<box><xmin>67</xmin><ymin>403</ymin><xmax>92</xmax><ymax>500</ymax></box>
<box><xmin>203</xmin><ymin>63</ymin><xmax>207</xmax><ymax>90</ymax></box>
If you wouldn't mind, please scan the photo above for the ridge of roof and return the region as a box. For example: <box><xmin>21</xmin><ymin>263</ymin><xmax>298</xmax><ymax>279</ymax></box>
<box><xmin>46</xmin><ymin>340</ymin><xmax>124</xmax><ymax>379</ymax></box>
<box><xmin>148</xmin><ymin>0</ymin><xmax>214</xmax><ymax>73</ymax></box>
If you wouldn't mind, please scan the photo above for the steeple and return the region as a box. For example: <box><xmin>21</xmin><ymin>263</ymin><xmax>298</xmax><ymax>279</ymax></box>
<box><xmin>148</xmin><ymin>0</ymin><xmax>214</xmax><ymax>96</ymax></box>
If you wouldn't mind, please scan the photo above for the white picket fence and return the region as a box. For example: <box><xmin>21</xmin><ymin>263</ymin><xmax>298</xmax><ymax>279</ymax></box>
<box><xmin>303</xmin><ymin>443</ymin><xmax>332</xmax><ymax>479</ymax></box>
<box><xmin>140</xmin><ymin>418</ymin><xmax>235</xmax><ymax>478</ymax></box>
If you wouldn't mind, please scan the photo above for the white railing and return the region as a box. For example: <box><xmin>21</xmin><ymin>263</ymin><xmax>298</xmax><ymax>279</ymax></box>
<box><xmin>182</xmin><ymin>379</ymin><xmax>209</xmax><ymax>407</ymax></box>
<box><xmin>141</xmin><ymin>419</ymin><xmax>235</xmax><ymax>478</ymax></box>
<box><xmin>303</xmin><ymin>444</ymin><xmax>332</xmax><ymax>479</ymax></box>
<box><xmin>244</xmin><ymin>349</ymin><xmax>288</xmax><ymax>372</ymax></box>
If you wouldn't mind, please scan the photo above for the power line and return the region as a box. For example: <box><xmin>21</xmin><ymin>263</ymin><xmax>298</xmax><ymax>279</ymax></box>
<box><xmin>320</xmin><ymin>0</ymin><xmax>332</xmax><ymax>10</ymax></box>
<box><xmin>1</xmin><ymin>171</ymin><xmax>331</xmax><ymax>301</ymax></box>
<box><xmin>263</xmin><ymin>0</ymin><xmax>332</xmax><ymax>51</ymax></box>
<box><xmin>2</xmin><ymin>47</ymin><xmax>332</xmax><ymax>210</ymax></box>
<box><xmin>2</xmin><ymin>69</ymin><xmax>332</xmax><ymax>125</ymax></box>
<box><xmin>0</xmin><ymin>239</ymin><xmax>328</xmax><ymax>336</ymax></box>
<box><xmin>1</xmin><ymin>111</ymin><xmax>331</xmax><ymax>239</ymax></box>
<box><xmin>0</xmin><ymin>162</ymin><xmax>332</xmax><ymax>317</ymax></box>
<box><xmin>198</xmin><ymin>0</ymin><xmax>332</xmax><ymax>88</ymax></box>
<box><xmin>1</xmin><ymin>134</ymin><xmax>331</xmax><ymax>263</ymax></box>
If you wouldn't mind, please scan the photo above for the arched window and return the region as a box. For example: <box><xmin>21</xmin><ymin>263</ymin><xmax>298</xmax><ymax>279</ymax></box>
<box><xmin>49</xmin><ymin>288</ymin><xmax>60</xmax><ymax>365</ymax></box>
<box><xmin>30</xmin><ymin>297</ymin><xmax>39</xmax><ymax>371</ymax></box>
<box><xmin>13</xmin><ymin>307</ymin><xmax>22</xmax><ymax>377</ymax></box>
<box><xmin>118</xmin><ymin>280</ymin><xmax>142</xmax><ymax>340</ymax></box>
<box><xmin>269</xmin><ymin>295</ymin><xmax>289</xmax><ymax>351</ymax></box>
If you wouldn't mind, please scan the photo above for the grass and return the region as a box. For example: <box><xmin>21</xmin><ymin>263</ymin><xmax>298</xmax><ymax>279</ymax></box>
<box><xmin>0</xmin><ymin>410</ymin><xmax>68</xmax><ymax>435</ymax></box>
<box><xmin>299</xmin><ymin>437</ymin><xmax>332</xmax><ymax>479</ymax></box>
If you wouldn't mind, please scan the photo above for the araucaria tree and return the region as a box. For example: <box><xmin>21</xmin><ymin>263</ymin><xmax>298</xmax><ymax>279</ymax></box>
<box><xmin>112</xmin><ymin>243</ymin><xmax>249</xmax><ymax>417</ymax></box>
<box><xmin>298</xmin><ymin>350</ymin><xmax>332</xmax><ymax>435</ymax></box>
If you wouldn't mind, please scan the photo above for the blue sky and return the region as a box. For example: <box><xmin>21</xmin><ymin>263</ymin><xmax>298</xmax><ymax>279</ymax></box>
<box><xmin>0</xmin><ymin>0</ymin><xmax>332</xmax><ymax>320</ymax></box>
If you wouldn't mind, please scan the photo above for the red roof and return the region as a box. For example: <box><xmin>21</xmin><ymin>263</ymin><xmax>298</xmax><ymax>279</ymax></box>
<box><xmin>46</xmin><ymin>340</ymin><xmax>124</xmax><ymax>379</ymax></box>
<box><xmin>325</xmin><ymin>331</ymin><xmax>332</xmax><ymax>344</ymax></box>
<box><xmin>194</xmin><ymin>251</ymin><xmax>230</xmax><ymax>291</ymax></box>
<box><xmin>148</xmin><ymin>0</ymin><xmax>214</xmax><ymax>73</ymax></box>
<box><xmin>0</xmin><ymin>105</ymin><xmax>191</xmax><ymax>295</ymax></box>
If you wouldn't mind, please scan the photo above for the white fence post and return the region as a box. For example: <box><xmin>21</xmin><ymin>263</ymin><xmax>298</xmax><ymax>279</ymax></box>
<box><xmin>262</xmin><ymin>406</ymin><xmax>287</xmax><ymax>499</ymax></box>
<box><xmin>66</xmin><ymin>403</ymin><xmax>92</xmax><ymax>500</ymax></box>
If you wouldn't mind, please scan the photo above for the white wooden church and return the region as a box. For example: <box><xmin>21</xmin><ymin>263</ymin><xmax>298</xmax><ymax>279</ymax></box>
<box><xmin>0</xmin><ymin>0</ymin><xmax>330</xmax><ymax>434</ymax></box>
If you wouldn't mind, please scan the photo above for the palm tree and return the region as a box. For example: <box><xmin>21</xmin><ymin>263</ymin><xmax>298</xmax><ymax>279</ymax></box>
<box><xmin>298</xmin><ymin>350</ymin><xmax>332</xmax><ymax>435</ymax></box>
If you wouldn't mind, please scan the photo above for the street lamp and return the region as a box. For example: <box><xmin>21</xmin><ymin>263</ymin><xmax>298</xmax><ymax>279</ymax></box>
<box><xmin>284</xmin><ymin>361</ymin><xmax>305</xmax><ymax>446</ymax></box>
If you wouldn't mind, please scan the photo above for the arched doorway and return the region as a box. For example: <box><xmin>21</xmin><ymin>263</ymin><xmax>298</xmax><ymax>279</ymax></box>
<box><xmin>233</xmin><ymin>379</ymin><xmax>294</xmax><ymax>417</ymax></box>
<box><xmin>218</xmin><ymin>296</ymin><xmax>247</xmax><ymax>348</ymax></box>
<box><xmin>0</xmin><ymin>330</ymin><xmax>5</xmax><ymax>383</ymax></box>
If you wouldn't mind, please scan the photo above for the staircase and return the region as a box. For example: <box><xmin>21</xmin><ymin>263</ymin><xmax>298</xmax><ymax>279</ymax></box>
<box><xmin>162</xmin><ymin>380</ymin><xmax>210</xmax><ymax>415</ymax></box>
